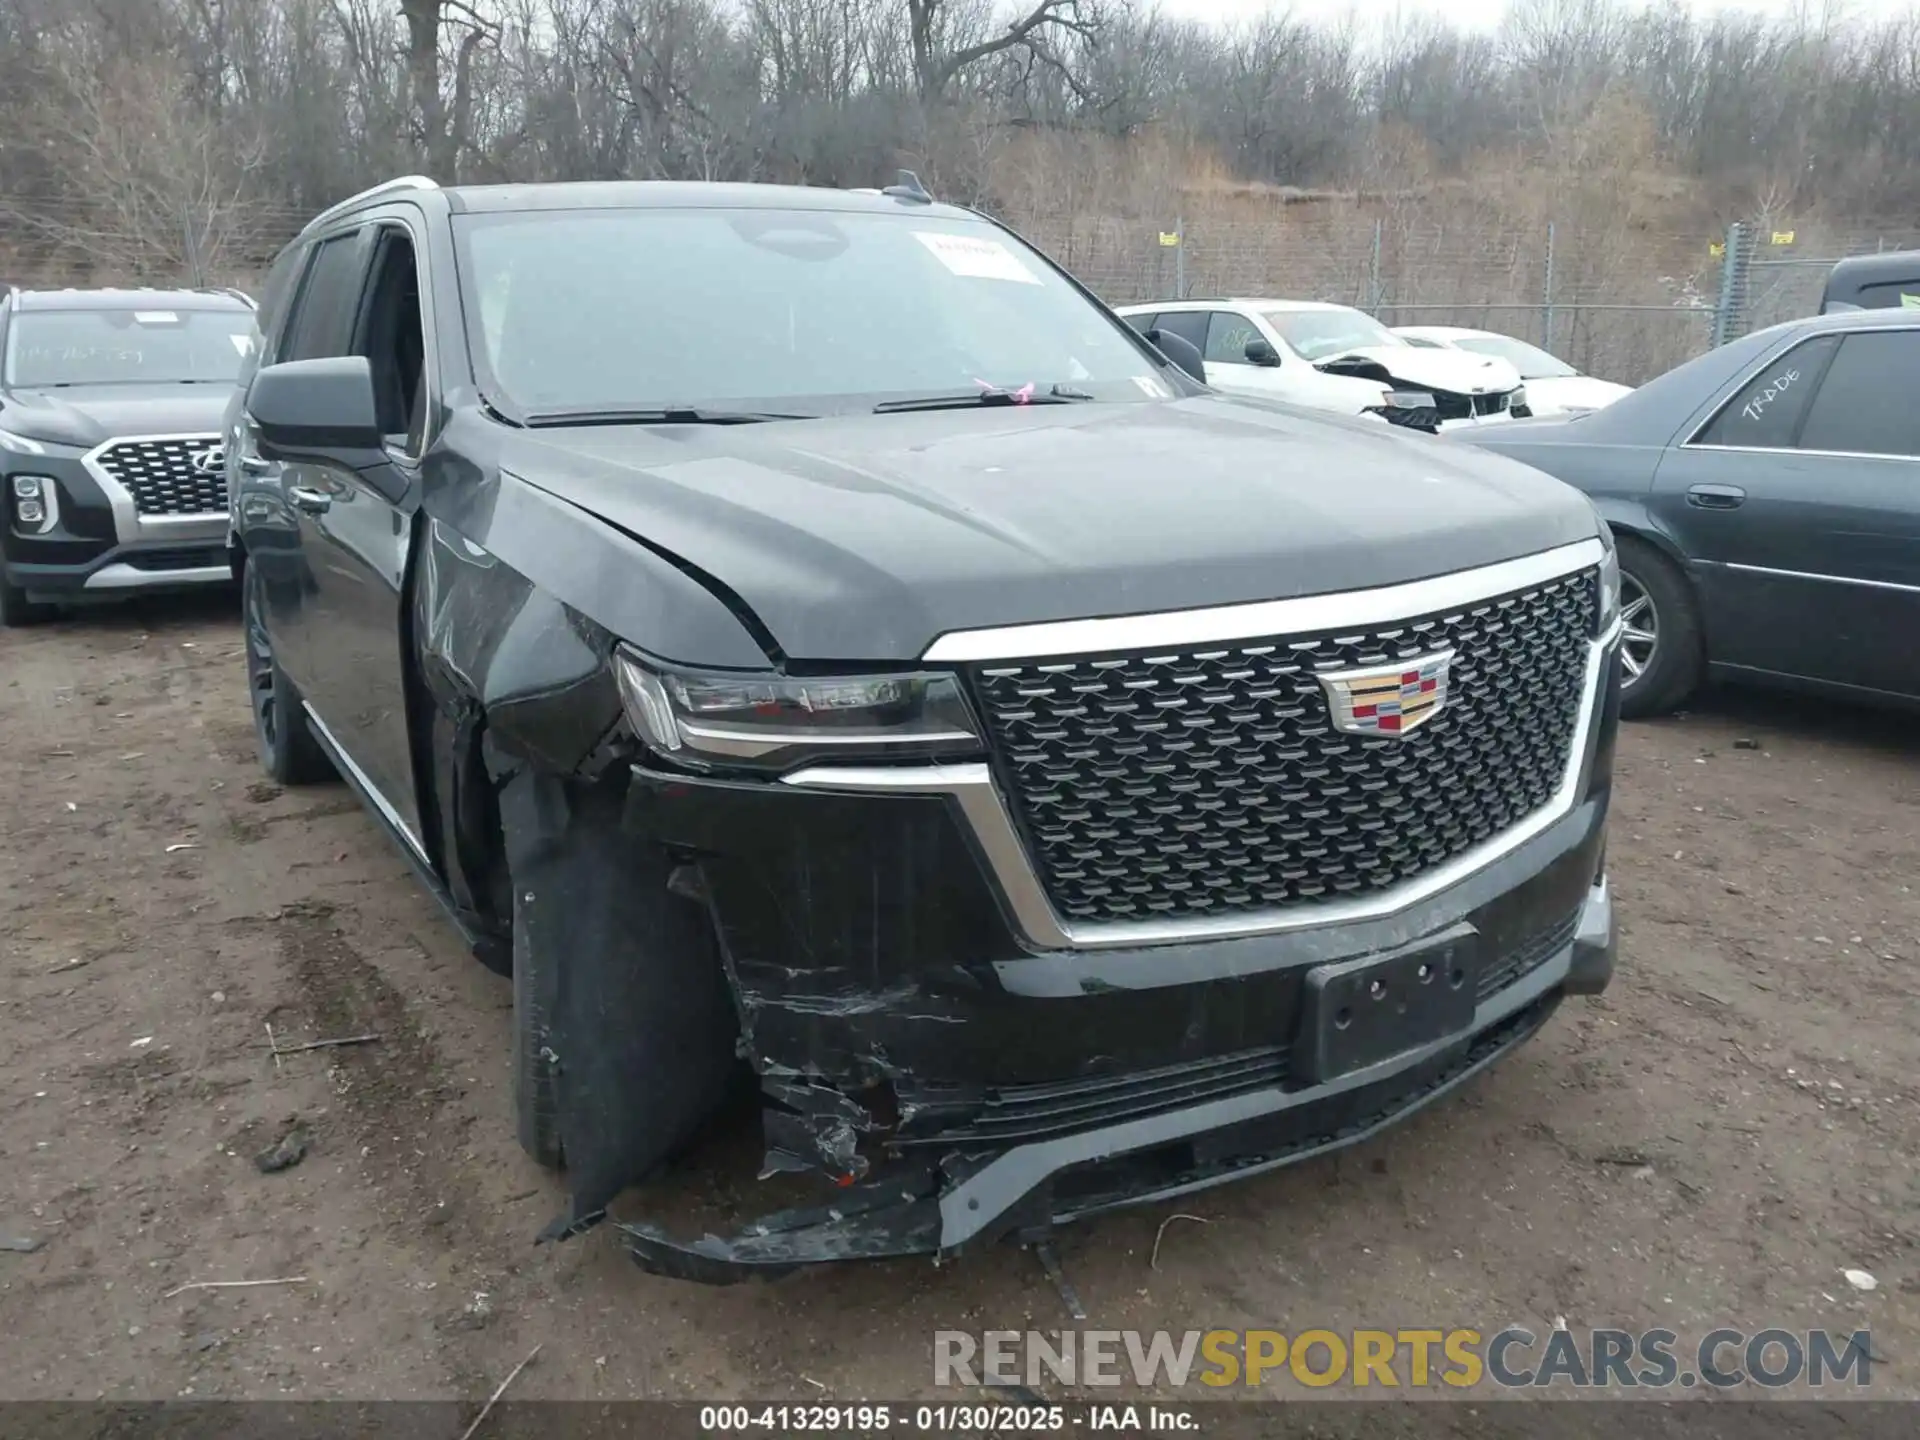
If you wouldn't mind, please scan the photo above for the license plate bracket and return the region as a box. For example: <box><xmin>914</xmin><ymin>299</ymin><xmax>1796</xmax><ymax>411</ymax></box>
<box><xmin>1294</xmin><ymin>924</ymin><xmax>1479</xmax><ymax>1084</ymax></box>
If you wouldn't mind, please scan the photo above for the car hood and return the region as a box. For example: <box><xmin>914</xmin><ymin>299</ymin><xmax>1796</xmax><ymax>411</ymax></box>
<box><xmin>498</xmin><ymin>396</ymin><xmax>1601</xmax><ymax>662</ymax></box>
<box><xmin>0</xmin><ymin>383</ymin><xmax>233</xmax><ymax>449</ymax></box>
<box><xmin>1316</xmin><ymin>345</ymin><xmax>1524</xmax><ymax>396</ymax></box>
<box><xmin>1521</xmin><ymin>375</ymin><xmax>1634</xmax><ymax>414</ymax></box>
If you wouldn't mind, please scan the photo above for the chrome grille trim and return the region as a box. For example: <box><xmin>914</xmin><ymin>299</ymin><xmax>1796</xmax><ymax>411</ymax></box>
<box><xmin>785</xmin><ymin>540</ymin><xmax>1620</xmax><ymax>952</ymax></box>
<box><xmin>920</xmin><ymin>539</ymin><xmax>1606</xmax><ymax>662</ymax></box>
<box><xmin>81</xmin><ymin>431</ymin><xmax>230</xmax><ymax>546</ymax></box>
<box><xmin>785</xmin><ymin>632</ymin><xmax>1613</xmax><ymax>950</ymax></box>
<box><xmin>967</xmin><ymin>570</ymin><xmax>1595</xmax><ymax>925</ymax></box>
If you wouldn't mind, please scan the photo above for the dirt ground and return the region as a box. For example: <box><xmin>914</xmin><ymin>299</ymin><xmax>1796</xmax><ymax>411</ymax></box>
<box><xmin>2</xmin><ymin>590</ymin><xmax>1917</xmax><ymax>1408</ymax></box>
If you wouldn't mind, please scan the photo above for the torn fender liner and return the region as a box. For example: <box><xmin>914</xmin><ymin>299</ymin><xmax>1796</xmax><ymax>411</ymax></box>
<box><xmin>495</xmin><ymin>762</ymin><xmax>740</xmax><ymax>1241</ymax></box>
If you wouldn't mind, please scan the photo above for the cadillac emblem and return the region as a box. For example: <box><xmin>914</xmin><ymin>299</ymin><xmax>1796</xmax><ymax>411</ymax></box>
<box><xmin>1318</xmin><ymin>651</ymin><xmax>1453</xmax><ymax>736</ymax></box>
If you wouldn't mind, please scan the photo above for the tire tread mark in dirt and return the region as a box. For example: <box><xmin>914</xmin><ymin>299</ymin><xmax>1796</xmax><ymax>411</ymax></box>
<box><xmin>273</xmin><ymin>900</ymin><xmax>473</xmax><ymax>1248</ymax></box>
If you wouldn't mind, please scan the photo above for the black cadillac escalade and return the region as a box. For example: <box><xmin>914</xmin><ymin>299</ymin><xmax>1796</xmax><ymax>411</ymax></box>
<box><xmin>1</xmin><ymin>285</ymin><xmax>257</xmax><ymax>624</ymax></box>
<box><xmin>227</xmin><ymin>175</ymin><xmax>1623</xmax><ymax>1282</ymax></box>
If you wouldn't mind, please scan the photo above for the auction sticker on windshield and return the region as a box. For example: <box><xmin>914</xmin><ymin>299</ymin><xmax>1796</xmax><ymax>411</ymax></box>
<box><xmin>915</xmin><ymin>231</ymin><xmax>1041</xmax><ymax>284</ymax></box>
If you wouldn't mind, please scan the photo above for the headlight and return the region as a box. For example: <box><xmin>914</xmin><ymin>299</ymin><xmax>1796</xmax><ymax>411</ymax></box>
<box><xmin>1382</xmin><ymin>389</ymin><xmax>1437</xmax><ymax>411</ymax></box>
<box><xmin>1509</xmin><ymin>385</ymin><xmax>1528</xmax><ymax>411</ymax></box>
<box><xmin>614</xmin><ymin>647</ymin><xmax>984</xmax><ymax>772</ymax></box>
<box><xmin>1597</xmin><ymin>538</ymin><xmax>1620</xmax><ymax>635</ymax></box>
<box><xmin>0</xmin><ymin>428</ymin><xmax>46</xmax><ymax>455</ymax></box>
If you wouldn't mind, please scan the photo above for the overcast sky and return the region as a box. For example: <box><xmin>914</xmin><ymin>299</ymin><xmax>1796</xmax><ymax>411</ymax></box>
<box><xmin>1153</xmin><ymin>0</ymin><xmax>1907</xmax><ymax>31</ymax></box>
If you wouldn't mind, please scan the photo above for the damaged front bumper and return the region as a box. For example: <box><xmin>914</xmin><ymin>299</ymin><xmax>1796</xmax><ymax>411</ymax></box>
<box><xmin>551</xmin><ymin>617</ymin><xmax>1624</xmax><ymax>1284</ymax></box>
<box><xmin>619</xmin><ymin>870</ymin><xmax>1610</xmax><ymax>1282</ymax></box>
<box><xmin>613</xmin><ymin>669</ymin><xmax>1616</xmax><ymax>1282</ymax></box>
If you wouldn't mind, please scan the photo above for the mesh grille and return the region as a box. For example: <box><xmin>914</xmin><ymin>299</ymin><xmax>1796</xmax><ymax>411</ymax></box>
<box><xmin>968</xmin><ymin>569</ymin><xmax>1597</xmax><ymax>926</ymax></box>
<box><xmin>95</xmin><ymin>438</ymin><xmax>226</xmax><ymax>516</ymax></box>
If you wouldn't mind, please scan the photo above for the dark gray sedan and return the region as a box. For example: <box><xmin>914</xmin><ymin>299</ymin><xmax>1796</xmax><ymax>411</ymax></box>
<box><xmin>1458</xmin><ymin>308</ymin><xmax>1920</xmax><ymax>717</ymax></box>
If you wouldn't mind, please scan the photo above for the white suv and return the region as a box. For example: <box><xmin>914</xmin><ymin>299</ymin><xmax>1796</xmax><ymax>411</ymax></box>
<box><xmin>1117</xmin><ymin>298</ymin><xmax>1525</xmax><ymax>433</ymax></box>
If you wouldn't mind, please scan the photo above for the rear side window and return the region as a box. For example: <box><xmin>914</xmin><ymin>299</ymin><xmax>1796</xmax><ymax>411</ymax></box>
<box><xmin>1693</xmin><ymin>335</ymin><xmax>1841</xmax><ymax>449</ymax></box>
<box><xmin>1796</xmin><ymin>331</ymin><xmax>1920</xmax><ymax>458</ymax></box>
<box><xmin>280</xmin><ymin>232</ymin><xmax>367</xmax><ymax>362</ymax></box>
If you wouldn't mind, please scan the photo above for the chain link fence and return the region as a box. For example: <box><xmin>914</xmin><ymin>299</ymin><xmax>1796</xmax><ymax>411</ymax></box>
<box><xmin>1007</xmin><ymin>209</ymin><xmax>1919</xmax><ymax>385</ymax></box>
<box><xmin>0</xmin><ymin>194</ymin><xmax>1911</xmax><ymax>388</ymax></box>
<box><xmin>1002</xmin><ymin>208</ymin><xmax>1728</xmax><ymax>385</ymax></box>
<box><xmin>1712</xmin><ymin>223</ymin><xmax>1920</xmax><ymax>343</ymax></box>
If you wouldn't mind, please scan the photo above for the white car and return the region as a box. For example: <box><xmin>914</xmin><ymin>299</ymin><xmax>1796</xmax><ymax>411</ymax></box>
<box><xmin>1115</xmin><ymin>298</ymin><xmax>1525</xmax><ymax>432</ymax></box>
<box><xmin>1393</xmin><ymin>326</ymin><xmax>1633</xmax><ymax>416</ymax></box>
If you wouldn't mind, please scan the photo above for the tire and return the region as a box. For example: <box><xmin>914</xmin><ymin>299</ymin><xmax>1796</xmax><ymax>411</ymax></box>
<box><xmin>243</xmin><ymin>561</ymin><xmax>335</xmax><ymax>785</ymax></box>
<box><xmin>0</xmin><ymin>565</ymin><xmax>53</xmax><ymax>627</ymax></box>
<box><xmin>1615</xmin><ymin>535</ymin><xmax>1704</xmax><ymax>719</ymax></box>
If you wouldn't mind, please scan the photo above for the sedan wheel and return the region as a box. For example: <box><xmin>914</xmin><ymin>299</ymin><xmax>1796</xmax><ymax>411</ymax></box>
<box><xmin>1612</xmin><ymin>537</ymin><xmax>1704</xmax><ymax>719</ymax></box>
<box><xmin>1617</xmin><ymin>574</ymin><xmax>1659</xmax><ymax>686</ymax></box>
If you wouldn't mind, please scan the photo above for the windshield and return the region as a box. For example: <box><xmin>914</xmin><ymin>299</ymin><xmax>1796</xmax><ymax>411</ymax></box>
<box><xmin>4</xmin><ymin>308</ymin><xmax>255</xmax><ymax>387</ymax></box>
<box><xmin>1258</xmin><ymin>307</ymin><xmax>1403</xmax><ymax>362</ymax></box>
<box><xmin>1452</xmin><ymin>335</ymin><xmax>1576</xmax><ymax>379</ymax></box>
<box><xmin>455</xmin><ymin>208</ymin><xmax>1173</xmax><ymax>416</ymax></box>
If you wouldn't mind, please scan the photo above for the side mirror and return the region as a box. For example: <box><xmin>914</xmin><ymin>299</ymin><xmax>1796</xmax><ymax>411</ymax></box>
<box><xmin>1243</xmin><ymin>337</ymin><xmax>1281</xmax><ymax>367</ymax></box>
<box><xmin>247</xmin><ymin>356</ymin><xmax>384</xmax><ymax>462</ymax></box>
<box><xmin>1145</xmin><ymin>327</ymin><xmax>1207</xmax><ymax>386</ymax></box>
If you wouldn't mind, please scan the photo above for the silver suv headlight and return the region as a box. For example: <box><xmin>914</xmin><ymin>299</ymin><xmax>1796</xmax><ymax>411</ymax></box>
<box><xmin>614</xmin><ymin>646</ymin><xmax>984</xmax><ymax>772</ymax></box>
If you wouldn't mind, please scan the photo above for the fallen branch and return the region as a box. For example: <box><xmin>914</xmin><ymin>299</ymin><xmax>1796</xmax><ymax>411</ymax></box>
<box><xmin>264</xmin><ymin>1022</ymin><xmax>281</xmax><ymax>1070</ymax></box>
<box><xmin>460</xmin><ymin>1343</ymin><xmax>542</xmax><ymax>1440</ymax></box>
<box><xmin>274</xmin><ymin>1033</ymin><xmax>381</xmax><ymax>1054</ymax></box>
<box><xmin>164</xmin><ymin>1275</ymin><xmax>309</xmax><ymax>1299</ymax></box>
<box><xmin>1149</xmin><ymin>1212</ymin><xmax>1211</xmax><ymax>1271</ymax></box>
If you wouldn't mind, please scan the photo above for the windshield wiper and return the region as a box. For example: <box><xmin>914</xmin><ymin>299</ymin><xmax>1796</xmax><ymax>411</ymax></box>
<box><xmin>873</xmin><ymin>384</ymin><xmax>1093</xmax><ymax>414</ymax></box>
<box><xmin>523</xmin><ymin>406</ymin><xmax>814</xmax><ymax>428</ymax></box>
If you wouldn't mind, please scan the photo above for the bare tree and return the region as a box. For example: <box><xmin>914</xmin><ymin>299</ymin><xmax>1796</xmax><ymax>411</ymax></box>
<box><xmin>905</xmin><ymin>0</ymin><xmax>1096</xmax><ymax>103</ymax></box>
<box><xmin>6</xmin><ymin>41</ymin><xmax>267</xmax><ymax>283</ymax></box>
<box><xmin>396</xmin><ymin>0</ymin><xmax>500</xmax><ymax>178</ymax></box>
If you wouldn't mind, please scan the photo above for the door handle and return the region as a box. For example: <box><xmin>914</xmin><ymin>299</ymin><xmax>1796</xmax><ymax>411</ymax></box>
<box><xmin>1687</xmin><ymin>483</ymin><xmax>1746</xmax><ymax>509</ymax></box>
<box><xmin>288</xmin><ymin>485</ymin><xmax>332</xmax><ymax>515</ymax></box>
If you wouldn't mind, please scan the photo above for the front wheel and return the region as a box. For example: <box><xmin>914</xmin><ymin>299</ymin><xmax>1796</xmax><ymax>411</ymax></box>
<box><xmin>1615</xmin><ymin>537</ymin><xmax>1703</xmax><ymax>719</ymax></box>
<box><xmin>243</xmin><ymin>561</ymin><xmax>335</xmax><ymax>784</ymax></box>
<box><xmin>0</xmin><ymin>564</ymin><xmax>53</xmax><ymax>627</ymax></box>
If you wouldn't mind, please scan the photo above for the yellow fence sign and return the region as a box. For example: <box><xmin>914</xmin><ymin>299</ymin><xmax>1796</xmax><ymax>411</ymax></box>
<box><xmin>1158</xmin><ymin>232</ymin><xmax>1181</xmax><ymax>247</ymax></box>
<box><xmin>1771</xmin><ymin>229</ymin><xmax>1796</xmax><ymax>246</ymax></box>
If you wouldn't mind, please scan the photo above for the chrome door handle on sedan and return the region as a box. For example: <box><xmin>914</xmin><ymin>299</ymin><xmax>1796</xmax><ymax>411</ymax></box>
<box><xmin>1687</xmin><ymin>483</ymin><xmax>1746</xmax><ymax>510</ymax></box>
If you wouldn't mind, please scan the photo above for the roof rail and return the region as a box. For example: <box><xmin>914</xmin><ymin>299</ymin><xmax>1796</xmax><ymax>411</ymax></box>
<box><xmin>305</xmin><ymin>175</ymin><xmax>439</xmax><ymax>233</ymax></box>
<box><xmin>209</xmin><ymin>285</ymin><xmax>258</xmax><ymax>309</ymax></box>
